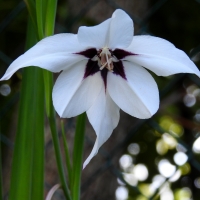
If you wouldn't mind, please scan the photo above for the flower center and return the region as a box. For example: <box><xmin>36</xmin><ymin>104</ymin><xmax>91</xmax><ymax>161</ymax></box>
<box><xmin>91</xmin><ymin>47</ymin><xmax>118</xmax><ymax>72</ymax></box>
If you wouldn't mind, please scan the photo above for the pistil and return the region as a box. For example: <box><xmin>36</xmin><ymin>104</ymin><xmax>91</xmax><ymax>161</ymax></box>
<box><xmin>99</xmin><ymin>47</ymin><xmax>114</xmax><ymax>72</ymax></box>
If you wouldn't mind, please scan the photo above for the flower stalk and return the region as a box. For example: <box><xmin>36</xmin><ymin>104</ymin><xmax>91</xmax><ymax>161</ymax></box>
<box><xmin>48</xmin><ymin>100</ymin><xmax>72</xmax><ymax>200</ymax></box>
<box><xmin>61</xmin><ymin>120</ymin><xmax>73</xmax><ymax>188</ymax></box>
<box><xmin>72</xmin><ymin>113</ymin><xmax>86</xmax><ymax>200</ymax></box>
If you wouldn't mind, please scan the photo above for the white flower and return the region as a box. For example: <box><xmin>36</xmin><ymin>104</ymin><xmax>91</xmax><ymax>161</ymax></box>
<box><xmin>1</xmin><ymin>9</ymin><xmax>200</xmax><ymax>168</ymax></box>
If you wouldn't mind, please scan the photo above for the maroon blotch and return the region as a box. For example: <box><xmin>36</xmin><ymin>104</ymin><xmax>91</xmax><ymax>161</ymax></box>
<box><xmin>101</xmin><ymin>68</ymin><xmax>108</xmax><ymax>90</ymax></box>
<box><xmin>83</xmin><ymin>59</ymin><xmax>99</xmax><ymax>79</ymax></box>
<box><xmin>113</xmin><ymin>49</ymin><xmax>136</xmax><ymax>60</ymax></box>
<box><xmin>76</xmin><ymin>48</ymin><xmax>97</xmax><ymax>58</ymax></box>
<box><xmin>113</xmin><ymin>61</ymin><xmax>127</xmax><ymax>80</ymax></box>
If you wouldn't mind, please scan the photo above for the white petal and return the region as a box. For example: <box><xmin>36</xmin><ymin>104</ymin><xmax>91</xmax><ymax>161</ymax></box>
<box><xmin>0</xmin><ymin>34</ymin><xmax>86</xmax><ymax>80</ymax></box>
<box><xmin>53</xmin><ymin>61</ymin><xmax>103</xmax><ymax>117</ymax></box>
<box><xmin>125</xmin><ymin>35</ymin><xmax>200</xmax><ymax>77</ymax></box>
<box><xmin>107</xmin><ymin>61</ymin><xmax>159</xmax><ymax>119</ymax></box>
<box><xmin>83</xmin><ymin>88</ymin><xmax>120</xmax><ymax>168</ymax></box>
<box><xmin>78</xmin><ymin>18</ymin><xmax>111</xmax><ymax>48</ymax></box>
<box><xmin>108</xmin><ymin>9</ymin><xmax>133</xmax><ymax>49</ymax></box>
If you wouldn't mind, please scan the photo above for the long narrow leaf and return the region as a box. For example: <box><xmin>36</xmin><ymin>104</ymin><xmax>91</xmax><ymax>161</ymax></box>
<box><xmin>36</xmin><ymin>0</ymin><xmax>44</xmax><ymax>39</ymax></box>
<box><xmin>45</xmin><ymin>0</ymin><xmax>57</xmax><ymax>36</ymax></box>
<box><xmin>43</xmin><ymin>0</ymin><xmax>72</xmax><ymax>199</ymax></box>
<box><xmin>9</xmin><ymin>18</ymin><xmax>45</xmax><ymax>200</ymax></box>
<box><xmin>23</xmin><ymin>0</ymin><xmax>38</xmax><ymax>35</ymax></box>
<box><xmin>31</xmin><ymin>68</ymin><xmax>45</xmax><ymax>200</ymax></box>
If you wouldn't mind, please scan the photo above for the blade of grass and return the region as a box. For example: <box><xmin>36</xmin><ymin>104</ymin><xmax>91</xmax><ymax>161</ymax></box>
<box><xmin>23</xmin><ymin>0</ymin><xmax>37</xmax><ymax>33</ymax></box>
<box><xmin>61</xmin><ymin>120</ymin><xmax>72</xmax><ymax>188</ymax></box>
<box><xmin>45</xmin><ymin>0</ymin><xmax>57</xmax><ymax>36</ymax></box>
<box><xmin>27</xmin><ymin>17</ymin><xmax>45</xmax><ymax>200</ymax></box>
<box><xmin>30</xmin><ymin>67</ymin><xmax>45</xmax><ymax>200</ymax></box>
<box><xmin>26</xmin><ymin>18</ymin><xmax>45</xmax><ymax>200</ymax></box>
<box><xmin>36</xmin><ymin>0</ymin><xmax>44</xmax><ymax>39</ymax></box>
<box><xmin>72</xmin><ymin>113</ymin><xmax>86</xmax><ymax>200</ymax></box>
<box><xmin>9</xmin><ymin>18</ymin><xmax>45</xmax><ymax>200</ymax></box>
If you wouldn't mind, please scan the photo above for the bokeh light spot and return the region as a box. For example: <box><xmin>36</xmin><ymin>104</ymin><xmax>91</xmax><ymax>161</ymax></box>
<box><xmin>119</xmin><ymin>154</ymin><xmax>133</xmax><ymax>170</ymax></box>
<box><xmin>169</xmin><ymin>170</ymin><xmax>181</xmax><ymax>182</ymax></box>
<box><xmin>115</xmin><ymin>186</ymin><xmax>128</xmax><ymax>200</ymax></box>
<box><xmin>123</xmin><ymin>173</ymin><xmax>138</xmax><ymax>186</ymax></box>
<box><xmin>162</xmin><ymin>133</ymin><xmax>177</xmax><ymax>149</ymax></box>
<box><xmin>158</xmin><ymin>159</ymin><xmax>176</xmax><ymax>178</ymax></box>
<box><xmin>180</xmin><ymin>163</ymin><xmax>191</xmax><ymax>175</ymax></box>
<box><xmin>173</xmin><ymin>152</ymin><xmax>188</xmax><ymax>166</ymax></box>
<box><xmin>183</xmin><ymin>94</ymin><xmax>196</xmax><ymax>107</ymax></box>
<box><xmin>169</xmin><ymin>123</ymin><xmax>184</xmax><ymax>137</ymax></box>
<box><xmin>150</xmin><ymin>175</ymin><xmax>165</xmax><ymax>192</ymax></box>
<box><xmin>160</xmin><ymin>116</ymin><xmax>173</xmax><ymax>130</ymax></box>
<box><xmin>174</xmin><ymin>187</ymin><xmax>192</xmax><ymax>200</ymax></box>
<box><xmin>156</xmin><ymin>139</ymin><xmax>168</xmax><ymax>155</ymax></box>
<box><xmin>194</xmin><ymin>177</ymin><xmax>200</xmax><ymax>189</ymax></box>
<box><xmin>192</xmin><ymin>137</ymin><xmax>200</xmax><ymax>153</ymax></box>
<box><xmin>0</xmin><ymin>84</ymin><xmax>11</xmax><ymax>96</ymax></box>
<box><xmin>160</xmin><ymin>189</ymin><xmax>174</xmax><ymax>200</ymax></box>
<box><xmin>133</xmin><ymin>164</ymin><xmax>148</xmax><ymax>181</ymax></box>
<box><xmin>127</xmin><ymin>143</ymin><xmax>140</xmax><ymax>155</ymax></box>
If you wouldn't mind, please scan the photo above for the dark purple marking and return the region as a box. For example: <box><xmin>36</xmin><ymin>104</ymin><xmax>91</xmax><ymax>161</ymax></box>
<box><xmin>76</xmin><ymin>48</ymin><xmax>97</xmax><ymax>58</ymax></box>
<box><xmin>83</xmin><ymin>59</ymin><xmax>108</xmax><ymax>90</ymax></box>
<box><xmin>101</xmin><ymin>68</ymin><xmax>108</xmax><ymax>90</ymax></box>
<box><xmin>82</xmin><ymin>49</ymin><xmax>128</xmax><ymax>91</ymax></box>
<box><xmin>113</xmin><ymin>49</ymin><xmax>136</xmax><ymax>60</ymax></box>
<box><xmin>83</xmin><ymin>59</ymin><xmax>99</xmax><ymax>79</ymax></box>
<box><xmin>113</xmin><ymin>61</ymin><xmax>127</xmax><ymax>80</ymax></box>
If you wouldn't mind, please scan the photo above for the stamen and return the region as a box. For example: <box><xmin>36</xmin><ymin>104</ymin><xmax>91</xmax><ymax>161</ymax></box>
<box><xmin>98</xmin><ymin>47</ymin><xmax>114</xmax><ymax>72</ymax></box>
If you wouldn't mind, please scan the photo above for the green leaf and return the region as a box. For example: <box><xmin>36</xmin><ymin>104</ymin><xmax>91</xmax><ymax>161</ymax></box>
<box><xmin>9</xmin><ymin>19</ymin><xmax>45</xmax><ymax>200</ymax></box>
<box><xmin>30</xmin><ymin>67</ymin><xmax>45</xmax><ymax>200</ymax></box>
<box><xmin>23</xmin><ymin>0</ymin><xmax>38</xmax><ymax>35</ymax></box>
<box><xmin>36</xmin><ymin>0</ymin><xmax>45</xmax><ymax>39</ymax></box>
<box><xmin>45</xmin><ymin>0</ymin><xmax>57</xmax><ymax>36</ymax></box>
<box><xmin>42</xmin><ymin>1</ymin><xmax>72</xmax><ymax>199</ymax></box>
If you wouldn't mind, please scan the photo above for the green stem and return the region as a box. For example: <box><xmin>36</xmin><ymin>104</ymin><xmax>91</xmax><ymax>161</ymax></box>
<box><xmin>72</xmin><ymin>113</ymin><xmax>86</xmax><ymax>200</ymax></box>
<box><xmin>46</xmin><ymin>74</ymin><xmax>72</xmax><ymax>200</ymax></box>
<box><xmin>43</xmin><ymin>70</ymin><xmax>53</xmax><ymax>117</ymax></box>
<box><xmin>61</xmin><ymin>121</ymin><xmax>73</xmax><ymax>188</ymax></box>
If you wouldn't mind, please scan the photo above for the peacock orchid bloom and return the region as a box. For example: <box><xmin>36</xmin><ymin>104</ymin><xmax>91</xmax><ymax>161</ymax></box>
<box><xmin>1</xmin><ymin>9</ymin><xmax>200</xmax><ymax>168</ymax></box>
